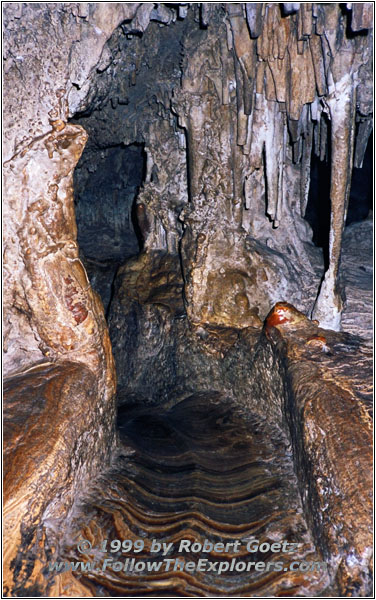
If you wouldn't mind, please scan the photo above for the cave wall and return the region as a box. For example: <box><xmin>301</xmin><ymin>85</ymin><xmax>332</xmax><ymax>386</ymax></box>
<box><xmin>2</xmin><ymin>2</ymin><xmax>373</xmax><ymax>596</ymax></box>
<box><xmin>68</xmin><ymin>3</ymin><xmax>373</xmax><ymax>332</ymax></box>
<box><xmin>3</xmin><ymin>3</ymin><xmax>144</xmax><ymax>592</ymax></box>
<box><xmin>3</xmin><ymin>3</ymin><xmax>146</xmax><ymax>375</ymax></box>
<box><xmin>4</xmin><ymin>3</ymin><xmax>372</xmax><ymax>378</ymax></box>
<box><xmin>173</xmin><ymin>3</ymin><xmax>372</xmax><ymax>330</ymax></box>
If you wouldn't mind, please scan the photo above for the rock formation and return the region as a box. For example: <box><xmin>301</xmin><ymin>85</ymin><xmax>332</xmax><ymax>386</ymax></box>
<box><xmin>3</xmin><ymin>3</ymin><xmax>373</xmax><ymax>597</ymax></box>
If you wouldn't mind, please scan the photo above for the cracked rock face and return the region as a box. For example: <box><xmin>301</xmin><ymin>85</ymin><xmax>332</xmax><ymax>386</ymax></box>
<box><xmin>3</xmin><ymin>3</ymin><xmax>373</xmax><ymax>598</ymax></box>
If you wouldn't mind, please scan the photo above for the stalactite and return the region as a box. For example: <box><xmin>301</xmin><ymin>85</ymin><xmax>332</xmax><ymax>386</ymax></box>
<box><xmin>351</xmin><ymin>2</ymin><xmax>374</xmax><ymax>30</ymax></box>
<box><xmin>219</xmin><ymin>37</ymin><xmax>230</xmax><ymax>105</ymax></box>
<box><xmin>282</xmin><ymin>3</ymin><xmax>301</xmax><ymax>16</ymax></box>
<box><xmin>309</xmin><ymin>33</ymin><xmax>327</xmax><ymax>96</ymax></box>
<box><xmin>228</xmin><ymin>4</ymin><xmax>254</xmax><ymax>141</ymax></box>
<box><xmin>245</xmin><ymin>3</ymin><xmax>264</xmax><ymax>38</ymax></box>
<box><xmin>227</xmin><ymin>2</ymin><xmax>373</xmax><ymax>327</ymax></box>
<box><xmin>200</xmin><ymin>2</ymin><xmax>211</xmax><ymax>27</ymax></box>
<box><xmin>286</xmin><ymin>35</ymin><xmax>316</xmax><ymax>121</ymax></box>
<box><xmin>300</xmin><ymin>109</ymin><xmax>313</xmax><ymax>217</ymax></box>
<box><xmin>300</xmin><ymin>2</ymin><xmax>313</xmax><ymax>37</ymax></box>
<box><xmin>264</xmin><ymin>100</ymin><xmax>285</xmax><ymax>225</ymax></box>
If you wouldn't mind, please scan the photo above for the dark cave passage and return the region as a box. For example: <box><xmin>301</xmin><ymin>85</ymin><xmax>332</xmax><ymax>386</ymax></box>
<box><xmin>73</xmin><ymin>139</ymin><xmax>146</xmax><ymax>311</ymax></box>
<box><xmin>74</xmin><ymin>142</ymin><xmax>145</xmax><ymax>261</ymax></box>
<box><xmin>70</xmin><ymin>14</ymin><xmax>189</xmax><ymax>316</ymax></box>
<box><xmin>305</xmin><ymin>131</ymin><xmax>373</xmax><ymax>268</ymax></box>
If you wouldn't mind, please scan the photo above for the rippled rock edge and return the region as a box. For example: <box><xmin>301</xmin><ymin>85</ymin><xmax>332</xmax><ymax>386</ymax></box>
<box><xmin>3</xmin><ymin>309</ymin><xmax>372</xmax><ymax>597</ymax></box>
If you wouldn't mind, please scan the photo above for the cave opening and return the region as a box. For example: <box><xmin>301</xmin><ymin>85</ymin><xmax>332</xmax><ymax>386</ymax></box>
<box><xmin>73</xmin><ymin>139</ymin><xmax>146</xmax><ymax>313</ymax></box>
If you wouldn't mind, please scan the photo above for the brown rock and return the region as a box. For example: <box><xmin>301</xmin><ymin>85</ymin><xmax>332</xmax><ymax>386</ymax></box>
<box><xmin>2</xmin><ymin>4</ymin><xmax>372</xmax><ymax>596</ymax></box>
<box><xmin>3</xmin><ymin>362</ymin><xmax>116</xmax><ymax>596</ymax></box>
<box><xmin>264</xmin><ymin>306</ymin><xmax>373</xmax><ymax>595</ymax></box>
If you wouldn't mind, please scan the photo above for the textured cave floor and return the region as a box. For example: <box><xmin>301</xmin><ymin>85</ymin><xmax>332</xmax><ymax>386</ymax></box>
<box><xmin>60</xmin><ymin>393</ymin><xmax>330</xmax><ymax>597</ymax></box>
<box><xmin>55</xmin><ymin>218</ymin><xmax>372</xmax><ymax>597</ymax></box>
<box><xmin>339</xmin><ymin>217</ymin><xmax>373</xmax><ymax>343</ymax></box>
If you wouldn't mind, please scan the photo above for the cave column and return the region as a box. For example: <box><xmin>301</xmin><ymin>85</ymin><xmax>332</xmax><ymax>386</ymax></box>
<box><xmin>312</xmin><ymin>75</ymin><xmax>356</xmax><ymax>329</ymax></box>
<box><xmin>311</xmin><ymin>10</ymin><xmax>362</xmax><ymax>330</ymax></box>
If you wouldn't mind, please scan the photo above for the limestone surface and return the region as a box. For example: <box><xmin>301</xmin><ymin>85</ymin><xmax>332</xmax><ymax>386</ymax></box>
<box><xmin>3</xmin><ymin>3</ymin><xmax>373</xmax><ymax>597</ymax></box>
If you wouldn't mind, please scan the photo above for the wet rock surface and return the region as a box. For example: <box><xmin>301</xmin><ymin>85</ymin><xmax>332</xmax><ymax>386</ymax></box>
<box><xmin>107</xmin><ymin>250</ymin><xmax>271</xmax><ymax>412</ymax></box>
<box><xmin>43</xmin><ymin>300</ymin><xmax>373</xmax><ymax>596</ymax></box>
<box><xmin>3</xmin><ymin>362</ymin><xmax>117</xmax><ymax>597</ymax></box>
<box><xmin>264</xmin><ymin>304</ymin><xmax>373</xmax><ymax>595</ymax></box>
<box><xmin>60</xmin><ymin>392</ymin><xmax>330</xmax><ymax>597</ymax></box>
<box><xmin>3</xmin><ymin>3</ymin><xmax>373</xmax><ymax>597</ymax></box>
<box><xmin>3</xmin><ymin>262</ymin><xmax>373</xmax><ymax>596</ymax></box>
<box><xmin>29</xmin><ymin>262</ymin><xmax>370</xmax><ymax>596</ymax></box>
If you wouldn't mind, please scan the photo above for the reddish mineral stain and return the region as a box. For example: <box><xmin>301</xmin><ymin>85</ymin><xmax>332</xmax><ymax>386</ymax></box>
<box><xmin>266</xmin><ymin>303</ymin><xmax>297</xmax><ymax>328</ymax></box>
<box><xmin>64</xmin><ymin>277</ymin><xmax>88</xmax><ymax>324</ymax></box>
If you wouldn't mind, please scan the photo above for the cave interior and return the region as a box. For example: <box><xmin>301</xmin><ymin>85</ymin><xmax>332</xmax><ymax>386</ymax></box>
<box><xmin>2</xmin><ymin>3</ymin><xmax>373</xmax><ymax>598</ymax></box>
